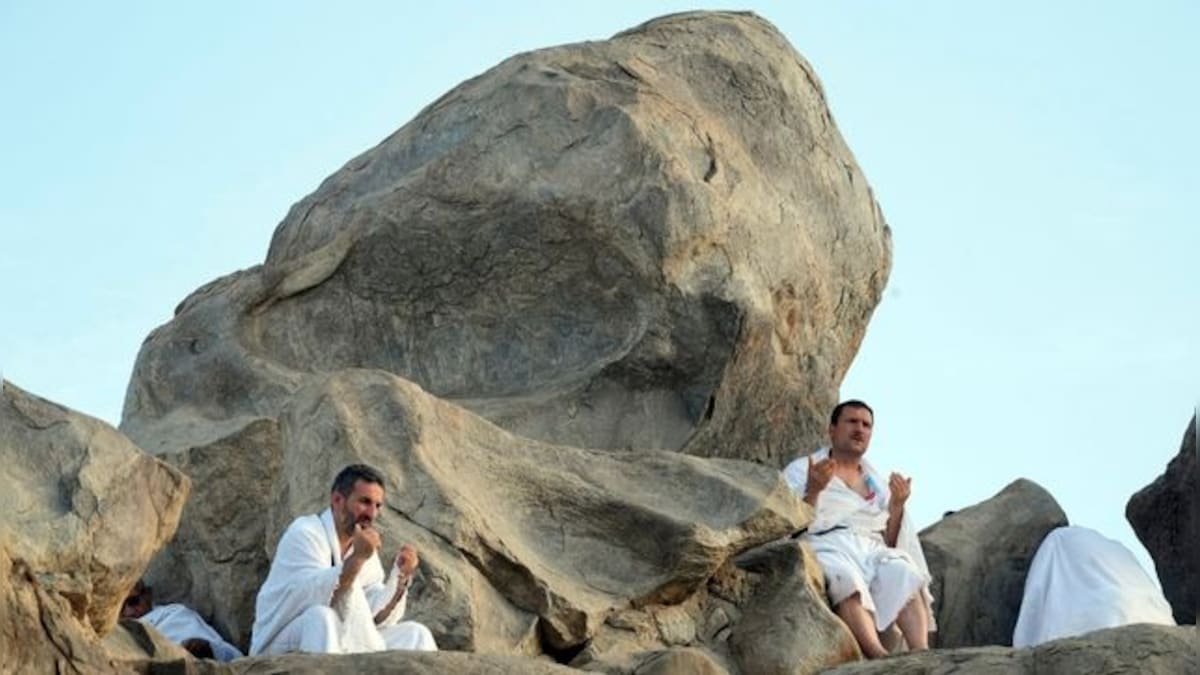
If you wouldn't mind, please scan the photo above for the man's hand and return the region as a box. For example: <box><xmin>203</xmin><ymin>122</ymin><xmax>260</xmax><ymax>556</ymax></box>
<box><xmin>376</xmin><ymin>544</ymin><xmax>420</xmax><ymax>625</ymax></box>
<box><xmin>351</xmin><ymin>522</ymin><xmax>382</xmax><ymax>562</ymax></box>
<box><xmin>804</xmin><ymin>454</ymin><xmax>836</xmax><ymax>505</ymax></box>
<box><xmin>888</xmin><ymin>472</ymin><xmax>912</xmax><ymax>514</ymax></box>
<box><xmin>394</xmin><ymin>543</ymin><xmax>419</xmax><ymax>577</ymax></box>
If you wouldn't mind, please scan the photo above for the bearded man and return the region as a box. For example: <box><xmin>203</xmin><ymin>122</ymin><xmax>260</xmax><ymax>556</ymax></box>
<box><xmin>249</xmin><ymin>464</ymin><xmax>437</xmax><ymax>655</ymax></box>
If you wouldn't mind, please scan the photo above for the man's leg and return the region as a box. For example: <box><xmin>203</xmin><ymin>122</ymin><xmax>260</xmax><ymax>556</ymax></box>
<box><xmin>295</xmin><ymin>605</ymin><xmax>342</xmax><ymax>653</ymax></box>
<box><xmin>835</xmin><ymin>593</ymin><xmax>889</xmax><ymax>659</ymax></box>
<box><xmin>894</xmin><ymin>593</ymin><xmax>929</xmax><ymax>650</ymax></box>
<box><xmin>258</xmin><ymin>605</ymin><xmax>342</xmax><ymax>655</ymax></box>
<box><xmin>380</xmin><ymin>621</ymin><xmax>438</xmax><ymax>651</ymax></box>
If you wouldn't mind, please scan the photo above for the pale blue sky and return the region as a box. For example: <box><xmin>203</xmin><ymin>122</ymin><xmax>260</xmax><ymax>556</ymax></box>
<box><xmin>2</xmin><ymin>2</ymin><xmax>1195</xmax><ymax>576</ymax></box>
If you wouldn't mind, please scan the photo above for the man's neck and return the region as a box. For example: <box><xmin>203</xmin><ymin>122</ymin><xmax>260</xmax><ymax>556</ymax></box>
<box><xmin>334</xmin><ymin>524</ymin><xmax>351</xmax><ymax>554</ymax></box>
<box><xmin>829</xmin><ymin>448</ymin><xmax>863</xmax><ymax>468</ymax></box>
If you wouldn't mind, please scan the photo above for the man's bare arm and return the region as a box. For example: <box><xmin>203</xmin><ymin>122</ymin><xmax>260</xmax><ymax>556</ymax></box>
<box><xmin>373</xmin><ymin>544</ymin><xmax>419</xmax><ymax>624</ymax></box>
<box><xmin>332</xmin><ymin>523</ymin><xmax>379</xmax><ymax>607</ymax></box>
<box><xmin>885</xmin><ymin>472</ymin><xmax>912</xmax><ymax>547</ymax></box>
<box><xmin>804</xmin><ymin>455</ymin><xmax>836</xmax><ymax>506</ymax></box>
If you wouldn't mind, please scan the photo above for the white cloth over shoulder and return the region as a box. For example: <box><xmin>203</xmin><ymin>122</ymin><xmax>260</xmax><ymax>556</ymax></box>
<box><xmin>140</xmin><ymin>603</ymin><xmax>243</xmax><ymax>662</ymax></box>
<box><xmin>1012</xmin><ymin>526</ymin><xmax>1175</xmax><ymax>647</ymax></box>
<box><xmin>783</xmin><ymin>447</ymin><xmax>936</xmax><ymax>632</ymax></box>
<box><xmin>249</xmin><ymin>508</ymin><xmax>437</xmax><ymax>655</ymax></box>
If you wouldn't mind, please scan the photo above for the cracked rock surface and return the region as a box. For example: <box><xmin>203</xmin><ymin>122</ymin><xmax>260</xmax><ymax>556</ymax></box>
<box><xmin>121</xmin><ymin>10</ymin><xmax>890</xmax><ymax>467</ymax></box>
<box><xmin>0</xmin><ymin>381</ymin><xmax>188</xmax><ymax>671</ymax></box>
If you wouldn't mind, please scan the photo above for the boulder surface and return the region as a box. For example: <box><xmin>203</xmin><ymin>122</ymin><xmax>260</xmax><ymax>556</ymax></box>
<box><xmin>0</xmin><ymin>381</ymin><xmax>189</xmax><ymax>671</ymax></box>
<box><xmin>822</xmin><ymin>624</ymin><xmax>1197</xmax><ymax>675</ymax></box>
<box><xmin>1127</xmin><ymin>414</ymin><xmax>1196</xmax><ymax>624</ymax></box>
<box><xmin>121</xmin><ymin>10</ymin><xmax>890</xmax><ymax>469</ymax></box>
<box><xmin>918</xmin><ymin>479</ymin><xmax>1068</xmax><ymax>647</ymax></box>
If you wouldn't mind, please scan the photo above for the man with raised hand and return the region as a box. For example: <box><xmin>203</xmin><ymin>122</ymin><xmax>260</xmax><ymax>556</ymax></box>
<box><xmin>250</xmin><ymin>463</ymin><xmax>437</xmax><ymax>655</ymax></box>
<box><xmin>782</xmin><ymin>400</ymin><xmax>934</xmax><ymax>658</ymax></box>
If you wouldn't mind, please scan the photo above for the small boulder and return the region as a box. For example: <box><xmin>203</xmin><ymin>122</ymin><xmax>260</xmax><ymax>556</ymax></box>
<box><xmin>918</xmin><ymin>479</ymin><xmax>1067</xmax><ymax>647</ymax></box>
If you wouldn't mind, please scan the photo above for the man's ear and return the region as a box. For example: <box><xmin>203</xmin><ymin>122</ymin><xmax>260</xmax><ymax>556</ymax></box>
<box><xmin>330</xmin><ymin>490</ymin><xmax>344</xmax><ymax>510</ymax></box>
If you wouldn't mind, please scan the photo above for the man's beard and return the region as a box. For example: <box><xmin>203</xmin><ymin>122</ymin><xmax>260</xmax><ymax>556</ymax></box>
<box><xmin>339</xmin><ymin>508</ymin><xmax>375</xmax><ymax>536</ymax></box>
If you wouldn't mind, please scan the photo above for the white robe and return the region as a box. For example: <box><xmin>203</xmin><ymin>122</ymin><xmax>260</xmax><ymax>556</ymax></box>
<box><xmin>783</xmin><ymin>447</ymin><xmax>936</xmax><ymax>632</ymax></box>
<box><xmin>139</xmin><ymin>603</ymin><xmax>243</xmax><ymax>662</ymax></box>
<box><xmin>1012</xmin><ymin>526</ymin><xmax>1175</xmax><ymax>647</ymax></box>
<box><xmin>249</xmin><ymin>508</ymin><xmax>437</xmax><ymax>655</ymax></box>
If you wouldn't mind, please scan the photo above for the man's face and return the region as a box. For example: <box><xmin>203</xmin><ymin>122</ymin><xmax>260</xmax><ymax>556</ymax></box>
<box><xmin>829</xmin><ymin>405</ymin><xmax>873</xmax><ymax>456</ymax></box>
<box><xmin>121</xmin><ymin>583</ymin><xmax>152</xmax><ymax>619</ymax></box>
<box><xmin>331</xmin><ymin>479</ymin><xmax>385</xmax><ymax>538</ymax></box>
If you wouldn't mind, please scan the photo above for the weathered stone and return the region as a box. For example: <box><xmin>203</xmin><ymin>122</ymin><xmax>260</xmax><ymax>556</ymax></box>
<box><xmin>1127</xmin><ymin>414</ymin><xmax>1196</xmax><ymax>624</ymax></box>
<box><xmin>0</xmin><ymin>381</ymin><xmax>189</xmax><ymax>637</ymax></box>
<box><xmin>0</xmin><ymin>547</ymin><xmax>120</xmax><ymax>674</ymax></box>
<box><xmin>187</xmin><ymin>650</ymin><xmax>579</xmax><ymax>674</ymax></box>
<box><xmin>919</xmin><ymin>479</ymin><xmax>1067</xmax><ymax>647</ymax></box>
<box><xmin>726</xmin><ymin>540</ymin><xmax>860</xmax><ymax>674</ymax></box>
<box><xmin>122</xmin><ymin>10</ymin><xmax>889</xmax><ymax>469</ymax></box>
<box><xmin>630</xmin><ymin>648</ymin><xmax>730</xmax><ymax>675</ymax></box>
<box><xmin>823</xmin><ymin>624</ymin><xmax>1198</xmax><ymax>675</ymax></box>
<box><xmin>581</xmin><ymin>646</ymin><xmax>731</xmax><ymax>675</ymax></box>
<box><xmin>102</xmin><ymin>618</ymin><xmax>192</xmax><ymax>664</ymax></box>
<box><xmin>267</xmin><ymin>369</ymin><xmax>806</xmax><ymax>652</ymax></box>
<box><xmin>144</xmin><ymin>417</ymin><xmax>282</xmax><ymax>651</ymax></box>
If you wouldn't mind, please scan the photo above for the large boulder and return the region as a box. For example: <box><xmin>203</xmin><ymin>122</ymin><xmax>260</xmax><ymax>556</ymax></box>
<box><xmin>0</xmin><ymin>381</ymin><xmax>189</xmax><ymax>671</ymax></box>
<box><xmin>822</xmin><ymin>624</ymin><xmax>1197</xmax><ymax>675</ymax></box>
<box><xmin>0</xmin><ymin>381</ymin><xmax>189</xmax><ymax>635</ymax></box>
<box><xmin>918</xmin><ymin>479</ymin><xmax>1067</xmax><ymax>647</ymax></box>
<box><xmin>121</xmin><ymin>10</ymin><xmax>890</xmax><ymax>468</ymax></box>
<box><xmin>1127</xmin><ymin>414</ymin><xmax>1196</xmax><ymax>624</ymax></box>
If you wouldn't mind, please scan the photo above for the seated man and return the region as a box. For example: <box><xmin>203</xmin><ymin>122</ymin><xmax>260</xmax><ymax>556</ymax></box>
<box><xmin>249</xmin><ymin>463</ymin><xmax>437</xmax><ymax>655</ymax></box>
<box><xmin>782</xmin><ymin>399</ymin><xmax>935</xmax><ymax>658</ymax></box>
<box><xmin>1013</xmin><ymin>525</ymin><xmax>1175</xmax><ymax>647</ymax></box>
<box><xmin>121</xmin><ymin>580</ymin><xmax>243</xmax><ymax>662</ymax></box>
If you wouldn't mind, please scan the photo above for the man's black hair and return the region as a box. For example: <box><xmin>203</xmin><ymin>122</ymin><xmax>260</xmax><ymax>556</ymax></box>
<box><xmin>331</xmin><ymin>463</ymin><xmax>386</xmax><ymax>496</ymax></box>
<box><xmin>830</xmin><ymin>399</ymin><xmax>874</xmax><ymax>425</ymax></box>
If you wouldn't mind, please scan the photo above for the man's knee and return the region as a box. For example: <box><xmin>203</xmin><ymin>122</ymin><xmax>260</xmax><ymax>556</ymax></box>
<box><xmin>383</xmin><ymin>621</ymin><xmax>438</xmax><ymax>651</ymax></box>
<box><xmin>296</xmin><ymin>605</ymin><xmax>341</xmax><ymax>653</ymax></box>
<box><xmin>408</xmin><ymin>623</ymin><xmax>437</xmax><ymax>652</ymax></box>
<box><xmin>299</xmin><ymin>604</ymin><xmax>339</xmax><ymax>628</ymax></box>
<box><xmin>876</xmin><ymin>556</ymin><xmax>921</xmax><ymax>583</ymax></box>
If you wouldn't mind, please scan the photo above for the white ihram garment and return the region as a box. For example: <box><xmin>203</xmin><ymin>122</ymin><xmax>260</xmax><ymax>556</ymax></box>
<box><xmin>249</xmin><ymin>508</ymin><xmax>437</xmax><ymax>655</ymax></box>
<box><xmin>139</xmin><ymin>603</ymin><xmax>244</xmax><ymax>662</ymax></box>
<box><xmin>1012</xmin><ymin>526</ymin><xmax>1175</xmax><ymax>647</ymax></box>
<box><xmin>783</xmin><ymin>447</ymin><xmax>936</xmax><ymax>632</ymax></box>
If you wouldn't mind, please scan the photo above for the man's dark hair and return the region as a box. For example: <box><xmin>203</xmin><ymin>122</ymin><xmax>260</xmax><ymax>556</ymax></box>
<box><xmin>331</xmin><ymin>463</ymin><xmax>386</xmax><ymax>497</ymax></box>
<box><xmin>830</xmin><ymin>399</ymin><xmax>874</xmax><ymax>425</ymax></box>
<box><xmin>181</xmin><ymin>638</ymin><xmax>215</xmax><ymax>659</ymax></box>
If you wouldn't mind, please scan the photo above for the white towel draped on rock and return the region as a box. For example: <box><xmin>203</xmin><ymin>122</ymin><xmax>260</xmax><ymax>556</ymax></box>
<box><xmin>1012</xmin><ymin>526</ymin><xmax>1175</xmax><ymax>647</ymax></box>
<box><xmin>139</xmin><ymin>603</ymin><xmax>244</xmax><ymax>662</ymax></box>
<box><xmin>249</xmin><ymin>507</ymin><xmax>435</xmax><ymax>655</ymax></box>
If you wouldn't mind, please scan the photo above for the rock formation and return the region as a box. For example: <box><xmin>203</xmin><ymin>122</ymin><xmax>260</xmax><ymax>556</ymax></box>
<box><xmin>822</xmin><ymin>624</ymin><xmax>1197</xmax><ymax>675</ymax></box>
<box><xmin>0</xmin><ymin>381</ymin><xmax>189</xmax><ymax>672</ymax></box>
<box><xmin>918</xmin><ymin>479</ymin><xmax>1068</xmax><ymax>647</ymax></box>
<box><xmin>120</xmin><ymin>10</ymin><xmax>890</xmax><ymax>469</ymax></box>
<box><xmin>113</xmin><ymin>10</ymin><xmax>894</xmax><ymax>672</ymax></box>
<box><xmin>1127</xmin><ymin>414</ymin><xmax>1197</xmax><ymax>624</ymax></box>
<box><xmin>151</xmin><ymin>368</ymin><xmax>854</xmax><ymax>668</ymax></box>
